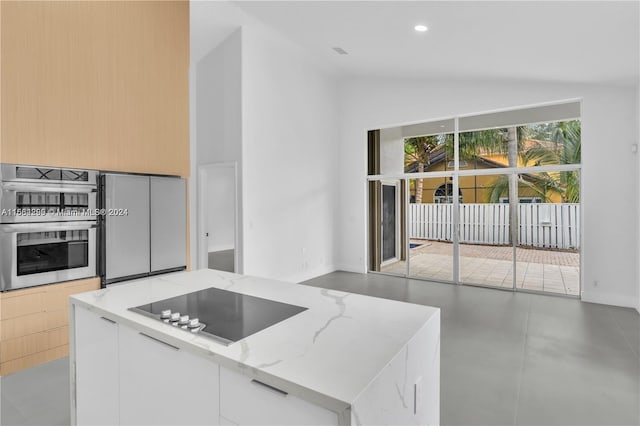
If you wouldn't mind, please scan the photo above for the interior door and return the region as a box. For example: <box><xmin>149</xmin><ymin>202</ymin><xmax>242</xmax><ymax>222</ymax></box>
<box><xmin>198</xmin><ymin>164</ymin><xmax>237</xmax><ymax>273</ymax></box>
<box><xmin>381</xmin><ymin>181</ymin><xmax>400</xmax><ymax>263</ymax></box>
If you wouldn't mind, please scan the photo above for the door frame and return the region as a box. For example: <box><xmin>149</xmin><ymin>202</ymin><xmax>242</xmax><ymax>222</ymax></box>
<box><xmin>197</xmin><ymin>162</ymin><xmax>239</xmax><ymax>272</ymax></box>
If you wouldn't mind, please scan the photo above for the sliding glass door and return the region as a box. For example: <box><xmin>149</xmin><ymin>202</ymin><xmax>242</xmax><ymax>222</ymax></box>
<box><xmin>515</xmin><ymin>171</ymin><xmax>581</xmax><ymax>295</ymax></box>
<box><xmin>407</xmin><ymin>177</ymin><xmax>455</xmax><ymax>282</ymax></box>
<box><xmin>367</xmin><ymin>101</ymin><xmax>582</xmax><ymax>297</ymax></box>
<box><xmin>458</xmin><ymin>173</ymin><xmax>514</xmax><ymax>289</ymax></box>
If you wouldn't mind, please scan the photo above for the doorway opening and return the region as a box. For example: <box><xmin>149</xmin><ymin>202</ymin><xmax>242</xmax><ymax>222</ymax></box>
<box><xmin>198</xmin><ymin>163</ymin><xmax>239</xmax><ymax>273</ymax></box>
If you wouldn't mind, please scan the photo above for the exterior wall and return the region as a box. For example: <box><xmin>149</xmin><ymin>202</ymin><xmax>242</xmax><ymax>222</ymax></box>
<box><xmin>411</xmin><ymin>161</ymin><xmax>562</xmax><ymax>204</ymax></box>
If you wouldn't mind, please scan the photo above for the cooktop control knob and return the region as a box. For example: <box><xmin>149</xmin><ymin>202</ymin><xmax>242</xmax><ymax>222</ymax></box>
<box><xmin>160</xmin><ymin>310</ymin><xmax>171</xmax><ymax>319</ymax></box>
<box><xmin>188</xmin><ymin>318</ymin><xmax>200</xmax><ymax>328</ymax></box>
<box><xmin>170</xmin><ymin>312</ymin><xmax>180</xmax><ymax>322</ymax></box>
<box><xmin>179</xmin><ymin>315</ymin><xmax>190</xmax><ymax>326</ymax></box>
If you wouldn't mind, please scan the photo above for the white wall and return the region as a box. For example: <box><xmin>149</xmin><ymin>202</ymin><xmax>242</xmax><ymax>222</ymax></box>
<box><xmin>196</xmin><ymin>30</ymin><xmax>242</xmax><ymax>165</ymax></box>
<box><xmin>337</xmin><ymin>77</ymin><xmax>639</xmax><ymax>308</ymax></box>
<box><xmin>241</xmin><ymin>24</ymin><xmax>339</xmax><ymax>283</ymax></box>
<box><xmin>379</xmin><ymin>127</ymin><xmax>405</xmax><ymax>175</ymax></box>
<box><xmin>194</xmin><ymin>29</ymin><xmax>243</xmax><ymax>270</ymax></box>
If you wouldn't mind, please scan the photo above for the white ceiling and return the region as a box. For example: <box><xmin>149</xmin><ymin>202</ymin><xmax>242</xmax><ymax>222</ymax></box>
<box><xmin>192</xmin><ymin>1</ymin><xmax>640</xmax><ymax>85</ymax></box>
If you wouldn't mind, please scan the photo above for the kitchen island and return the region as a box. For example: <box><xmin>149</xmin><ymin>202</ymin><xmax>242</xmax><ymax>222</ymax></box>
<box><xmin>69</xmin><ymin>269</ymin><xmax>440</xmax><ymax>425</ymax></box>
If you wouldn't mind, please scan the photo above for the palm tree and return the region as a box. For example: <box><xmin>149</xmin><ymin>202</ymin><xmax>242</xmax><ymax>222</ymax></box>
<box><xmin>486</xmin><ymin>120</ymin><xmax>581</xmax><ymax>203</ymax></box>
<box><xmin>404</xmin><ymin>136</ymin><xmax>439</xmax><ymax>203</ymax></box>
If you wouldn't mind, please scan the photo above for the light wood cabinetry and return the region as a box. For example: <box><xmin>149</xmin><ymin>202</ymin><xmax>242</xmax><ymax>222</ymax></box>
<box><xmin>0</xmin><ymin>1</ymin><xmax>190</xmax><ymax>177</ymax></box>
<box><xmin>0</xmin><ymin>277</ymin><xmax>100</xmax><ymax>376</ymax></box>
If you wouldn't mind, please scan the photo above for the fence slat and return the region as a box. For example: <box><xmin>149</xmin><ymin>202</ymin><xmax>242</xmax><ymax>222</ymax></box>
<box><xmin>408</xmin><ymin>203</ymin><xmax>579</xmax><ymax>249</ymax></box>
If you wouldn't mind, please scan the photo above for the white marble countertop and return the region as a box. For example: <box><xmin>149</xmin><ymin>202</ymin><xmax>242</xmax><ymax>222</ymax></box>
<box><xmin>70</xmin><ymin>269</ymin><xmax>439</xmax><ymax>414</ymax></box>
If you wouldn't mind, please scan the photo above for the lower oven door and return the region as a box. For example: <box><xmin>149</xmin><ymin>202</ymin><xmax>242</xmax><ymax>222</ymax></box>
<box><xmin>0</xmin><ymin>221</ymin><xmax>97</xmax><ymax>291</ymax></box>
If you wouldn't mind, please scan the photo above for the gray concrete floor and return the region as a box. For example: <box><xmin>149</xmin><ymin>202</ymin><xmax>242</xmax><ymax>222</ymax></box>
<box><xmin>304</xmin><ymin>272</ymin><xmax>640</xmax><ymax>426</ymax></box>
<box><xmin>208</xmin><ymin>249</ymin><xmax>235</xmax><ymax>273</ymax></box>
<box><xmin>0</xmin><ymin>357</ymin><xmax>70</xmax><ymax>426</ymax></box>
<box><xmin>1</xmin><ymin>271</ymin><xmax>638</xmax><ymax>425</ymax></box>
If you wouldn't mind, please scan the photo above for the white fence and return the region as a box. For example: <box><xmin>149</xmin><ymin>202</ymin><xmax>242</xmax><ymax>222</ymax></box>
<box><xmin>409</xmin><ymin>203</ymin><xmax>580</xmax><ymax>249</ymax></box>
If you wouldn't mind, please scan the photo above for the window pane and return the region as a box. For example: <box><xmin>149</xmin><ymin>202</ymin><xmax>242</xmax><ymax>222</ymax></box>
<box><xmin>459</xmin><ymin>174</ymin><xmax>513</xmax><ymax>289</ymax></box>
<box><xmin>407</xmin><ymin>178</ymin><xmax>454</xmax><ymax>282</ymax></box>
<box><xmin>516</xmin><ymin>171</ymin><xmax>580</xmax><ymax>295</ymax></box>
<box><xmin>403</xmin><ymin>122</ymin><xmax>454</xmax><ymax>174</ymax></box>
<box><xmin>457</xmin><ymin>120</ymin><xmax>581</xmax><ymax>169</ymax></box>
<box><xmin>517</xmin><ymin>120</ymin><xmax>581</xmax><ymax>166</ymax></box>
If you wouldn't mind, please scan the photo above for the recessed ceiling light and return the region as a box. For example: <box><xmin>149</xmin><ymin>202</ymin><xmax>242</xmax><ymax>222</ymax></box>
<box><xmin>414</xmin><ymin>24</ymin><xmax>428</xmax><ymax>32</ymax></box>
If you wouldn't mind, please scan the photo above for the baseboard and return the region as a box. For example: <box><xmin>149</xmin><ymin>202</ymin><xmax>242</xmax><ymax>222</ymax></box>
<box><xmin>283</xmin><ymin>265</ymin><xmax>337</xmax><ymax>284</ymax></box>
<box><xmin>581</xmin><ymin>291</ymin><xmax>638</xmax><ymax>309</ymax></box>
<box><xmin>334</xmin><ymin>263</ymin><xmax>367</xmax><ymax>274</ymax></box>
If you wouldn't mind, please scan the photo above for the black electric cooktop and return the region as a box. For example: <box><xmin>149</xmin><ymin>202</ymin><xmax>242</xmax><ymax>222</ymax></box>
<box><xmin>129</xmin><ymin>287</ymin><xmax>308</xmax><ymax>345</ymax></box>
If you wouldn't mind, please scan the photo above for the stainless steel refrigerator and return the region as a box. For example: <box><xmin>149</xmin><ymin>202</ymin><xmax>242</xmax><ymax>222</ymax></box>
<box><xmin>100</xmin><ymin>173</ymin><xmax>187</xmax><ymax>285</ymax></box>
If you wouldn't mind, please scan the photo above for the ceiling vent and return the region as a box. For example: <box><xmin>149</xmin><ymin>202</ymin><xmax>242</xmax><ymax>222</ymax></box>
<box><xmin>332</xmin><ymin>47</ymin><xmax>348</xmax><ymax>55</ymax></box>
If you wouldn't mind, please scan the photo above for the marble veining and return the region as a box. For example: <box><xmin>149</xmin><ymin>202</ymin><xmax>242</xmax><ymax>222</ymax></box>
<box><xmin>313</xmin><ymin>289</ymin><xmax>351</xmax><ymax>343</ymax></box>
<box><xmin>70</xmin><ymin>269</ymin><xmax>439</xmax><ymax>416</ymax></box>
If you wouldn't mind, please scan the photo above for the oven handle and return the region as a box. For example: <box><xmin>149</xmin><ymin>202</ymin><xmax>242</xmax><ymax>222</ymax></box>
<box><xmin>2</xmin><ymin>182</ymin><xmax>97</xmax><ymax>193</ymax></box>
<box><xmin>0</xmin><ymin>221</ymin><xmax>98</xmax><ymax>233</ymax></box>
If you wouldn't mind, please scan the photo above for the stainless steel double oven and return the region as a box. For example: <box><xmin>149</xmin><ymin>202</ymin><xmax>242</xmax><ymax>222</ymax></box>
<box><xmin>0</xmin><ymin>164</ymin><xmax>98</xmax><ymax>291</ymax></box>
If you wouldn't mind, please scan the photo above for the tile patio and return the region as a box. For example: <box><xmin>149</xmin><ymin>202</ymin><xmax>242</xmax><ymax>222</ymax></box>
<box><xmin>381</xmin><ymin>240</ymin><xmax>580</xmax><ymax>296</ymax></box>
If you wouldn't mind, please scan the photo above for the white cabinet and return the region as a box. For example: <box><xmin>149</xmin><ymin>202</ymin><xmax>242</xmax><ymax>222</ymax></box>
<box><xmin>118</xmin><ymin>326</ymin><xmax>219</xmax><ymax>426</ymax></box>
<box><xmin>219</xmin><ymin>367</ymin><xmax>339</xmax><ymax>426</ymax></box>
<box><xmin>74</xmin><ymin>306</ymin><xmax>119</xmax><ymax>426</ymax></box>
<box><xmin>74</xmin><ymin>316</ymin><xmax>340</xmax><ymax>426</ymax></box>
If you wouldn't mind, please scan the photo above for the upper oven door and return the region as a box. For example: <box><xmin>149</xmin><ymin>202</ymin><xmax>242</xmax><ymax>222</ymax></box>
<box><xmin>0</xmin><ymin>182</ymin><xmax>97</xmax><ymax>223</ymax></box>
<box><xmin>1</xmin><ymin>182</ymin><xmax>97</xmax><ymax>223</ymax></box>
<box><xmin>0</xmin><ymin>221</ymin><xmax>97</xmax><ymax>291</ymax></box>
<box><xmin>0</xmin><ymin>164</ymin><xmax>98</xmax><ymax>223</ymax></box>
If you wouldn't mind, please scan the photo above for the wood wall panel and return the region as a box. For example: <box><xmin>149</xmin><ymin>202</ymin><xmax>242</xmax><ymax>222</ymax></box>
<box><xmin>0</xmin><ymin>1</ymin><xmax>189</xmax><ymax>177</ymax></box>
<box><xmin>0</xmin><ymin>277</ymin><xmax>100</xmax><ymax>375</ymax></box>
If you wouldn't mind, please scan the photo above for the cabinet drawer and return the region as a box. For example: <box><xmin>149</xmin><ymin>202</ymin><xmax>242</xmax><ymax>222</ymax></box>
<box><xmin>1</xmin><ymin>291</ymin><xmax>45</xmax><ymax>319</ymax></box>
<box><xmin>1</xmin><ymin>312</ymin><xmax>47</xmax><ymax>340</ymax></box>
<box><xmin>219</xmin><ymin>367</ymin><xmax>338</xmax><ymax>426</ymax></box>
<box><xmin>0</xmin><ymin>331</ymin><xmax>49</xmax><ymax>362</ymax></box>
<box><xmin>45</xmin><ymin>279</ymin><xmax>99</xmax><ymax>311</ymax></box>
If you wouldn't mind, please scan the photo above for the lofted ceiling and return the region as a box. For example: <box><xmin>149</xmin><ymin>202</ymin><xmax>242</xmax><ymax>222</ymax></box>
<box><xmin>192</xmin><ymin>1</ymin><xmax>640</xmax><ymax>85</ymax></box>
